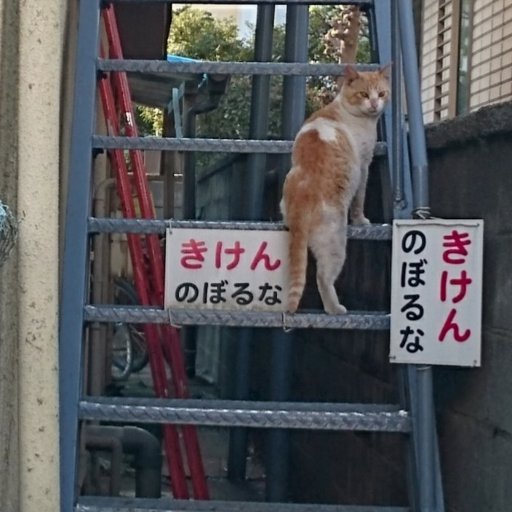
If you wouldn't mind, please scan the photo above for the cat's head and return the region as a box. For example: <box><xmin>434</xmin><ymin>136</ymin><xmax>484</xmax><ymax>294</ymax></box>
<box><xmin>340</xmin><ymin>64</ymin><xmax>391</xmax><ymax>117</ymax></box>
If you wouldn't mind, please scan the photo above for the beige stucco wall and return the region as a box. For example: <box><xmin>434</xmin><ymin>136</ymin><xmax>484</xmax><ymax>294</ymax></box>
<box><xmin>0</xmin><ymin>0</ymin><xmax>65</xmax><ymax>509</ymax></box>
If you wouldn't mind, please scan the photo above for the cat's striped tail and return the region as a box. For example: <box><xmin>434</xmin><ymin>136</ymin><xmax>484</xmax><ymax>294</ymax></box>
<box><xmin>286</xmin><ymin>220</ymin><xmax>310</xmax><ymax>314</ymax></box>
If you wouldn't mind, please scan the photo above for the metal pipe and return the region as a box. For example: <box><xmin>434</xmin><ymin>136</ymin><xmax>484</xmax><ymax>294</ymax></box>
<box><xmin>90</xmin><ymin>177</ymin><xmax>116</xmax><ymax>396</ymax></box>
<box><xmin>391</xmin><ymin>0</ymin><xmax>405</xmax><ymax>211</ymax></box>
<box><xmin>267</xmin><ymin>4</ymin><xmax>309</xmax><ymax>502</ymax></box>
<box><xmin>244</xmin><ymin>4</ymin><xmax>275</xmax><ymax>220</ymax></box>
<box><xmin>397</xmin><ymin>1</ymin><xmax>435</xmax><ymax>510</ymax></box>
<box><xmin>277</xmin><ymin>5</ymin><xmax>309</xmax><ymax>188</ymax></box>
<box><xmin>227</xmin><ymin>332</ymin><xmax>252</xmax><ymax>481</ymax></box>
<box><xmin>183</xmin><ymin>104</ymin><xmax>197</xmax><ymax>220</ymax></box>
<box><xmin>228</xmin><ymin>4</ymin><xmax>275</xmax><ymax>482</ymax></box>
<box><xmin>85</xmin><ymin>425</ymin><xmax>162</xmax><ymax>498</ymax></box>
<box><xmin>265</xmin><ymin>332</ymin><xmax>292</xmax><ymax>502</ymax></box>
<box><xmin>416</xmin><ymin>366</ymin><xmax>435</xmax><ymax>512</ymax></box>
<box><xmin>85</xmin><ymin>432</ymin><xmax>123</xmax><ymax>496</ymax></box>
<box><xmin>397</xmin><ymin>0</ymin><xmax>429</xmax><ymax>214</ymax></box>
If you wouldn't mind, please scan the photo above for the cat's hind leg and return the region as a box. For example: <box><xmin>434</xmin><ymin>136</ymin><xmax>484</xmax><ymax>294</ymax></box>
<box><xmin>349</xmin><ymin>165</ymin><xmax>370</xmax><ymax>225</ymax></box>
<box><xmin>310</xmin><ymin>217</ymin><xmax>348</xmax><ymax>315</ymax></box>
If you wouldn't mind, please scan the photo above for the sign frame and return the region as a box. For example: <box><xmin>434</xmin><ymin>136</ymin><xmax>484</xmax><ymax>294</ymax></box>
<box><xmin>390</xmin><ymin>219</ymin><xmax>484</xmax><ymax>367</ymax></box>
<box><xmin>165</xmin><ymin>227</ymin><xmax>290</xmax><ymax>312</ymax></box>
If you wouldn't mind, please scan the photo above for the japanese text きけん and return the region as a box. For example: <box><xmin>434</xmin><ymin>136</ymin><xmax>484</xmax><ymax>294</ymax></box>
<box><xmin>390</xmin><ymin>220</ymin><xmax>483</xmax><ymax>367</ymax></box>
<box><xmin>165</xmin><ymin>228</ymin><xmax>290</xmax><ymax>312</ymax></box>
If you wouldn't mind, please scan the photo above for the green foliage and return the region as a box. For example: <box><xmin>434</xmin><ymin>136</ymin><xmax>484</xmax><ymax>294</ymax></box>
<box><xmin>137</xmin><ymin>5</ymin><xmax>372</xmax><ymax>155</ymax></box>
<box><xmin>309</xmin><ymin>6</ymin><xmax>341</xmax><ymax>63</ymax></box>
<box><xmin>135</xmin><ymin>106</ymin><xmax>162</xmax><ymax>136</ymax></box>
<box><xmin>168</xmin><ymin>6</ymin><xmax>253</xmax><ymax>62</ymax></box>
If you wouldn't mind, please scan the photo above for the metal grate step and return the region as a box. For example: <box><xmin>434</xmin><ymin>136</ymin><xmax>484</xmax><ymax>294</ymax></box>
<box><xmin>84</xmin><ymin>306</ymin><xmax>390</xmax><ymax>330</ymax></box>
<box><xmin>98</xmin><ymin>60</ymin><xmax>379</xmax><ymax>76</ymax></box>
<box><xmin>76</xmin><ymin>497</ymin><xmax>409</xmax><ymax>512</ymax></box>
<box><xmin>87</xmin><ymin>218</ymin><xmax>392</xmax><ymax>239</ymax></box>
<box><xmin>79</xmin><ymin>397</ymin><xmax>410</xmax><ymax>432</ymax></box>
<box><xmin>109</xmin><ymin>0</ymin><xmax>374</xmax><ymax>5</ymax></box>
<box><xmin>92</xmin><ymin>136</ymin><xmax>387</xmax><ymax>156</ymax></box>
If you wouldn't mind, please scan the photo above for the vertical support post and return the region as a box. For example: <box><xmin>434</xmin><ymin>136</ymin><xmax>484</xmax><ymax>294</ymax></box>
<box><xmin>228</xmin><ymin>4</ymin><xmax>275</xmax><ymax>482</ymax></box>
<box><xmin>183</xmin><ymin>103</ymin><xmax>196</xmax><ymax>220</ymax></box>
<box><xmin>59</xmin><ymin>0</ymin><xmax>101</xmax><ymax>510</ymax></box>
<box><xmin>266</xmin><ymin>4</ymin><xmax>309</xmax><ymax>503</ymax></box>
<box><xmin>244</xmin><ymin>4</ymin><xmax>275</xmax><ymax>220</ymax></box>
<box><xmin>372</xmin><ymin>0</ymin><xmax>413</xmax><ymax>220</ymax></box>
<box><xmin>397</xmin><ymin>0</ymin><xmax>429</xmax><ymax>214</ymax></box>
<box><xmin>397</xmin><ymin>1</ymin><xmax>437</xmax><ymax>511</ymax></box>
<box><xmin>277</xmin><ymin>5</ymin><xmax>308</xmax><ymax>188</ymax></box>
<box><xmin>416</xmin><ymin>365</ymin><xmax>436</xmax><ymax>512</ymax></box>
<box><xmin>182</xmin><ymin>102</ymin><xmax>198</xmax><ymax>393</ymax></box>
<box><xmin>391</xmin><ymin>0</ymin><xmax>405</xmax><ymax>212</ymax></box>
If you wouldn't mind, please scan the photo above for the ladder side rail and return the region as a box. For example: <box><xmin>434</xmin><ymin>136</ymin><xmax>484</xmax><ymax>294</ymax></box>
<box><xmin>160</xmin><ymin>323</ymin><xmax>211</xmax><ymax>499</ymax></box>
<box><xmin>102</xmin><ymin>4</ymin><xmax>166</xmax><ymax>302</ymax></box>
<box><xmin>397</xmin><ymin>1</ymin><xmax>439</xmax><ymax>512</ymax></box>
<box><xmin>59</xmin><ymin>0</ymin><xmax>102</xmax><ymax>510</ymax></box>
<box><xmin>98</xmin><ymin>67</ymin><xmax>191</xmax><ymax>499</ymax></box>
<box><xmin>102</xmin><ymin>5</ymin><xmax>209</xmax><ymax>499</ymax></box>
<box><xmin>375</xmin><ymin>4</ymin><xmax>420</xmax><ymax>511</ymax></box>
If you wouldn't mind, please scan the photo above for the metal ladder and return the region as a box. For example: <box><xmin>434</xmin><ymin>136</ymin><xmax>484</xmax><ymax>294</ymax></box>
<box><xmin>97</xmin><ymin>4</ymin><xmax>209</xmax><ymax>499</ymax></box>
<box><xmin>60</xmin><ymin>0</ymin><xmax>444</xmax><ymax>511</ymax></box>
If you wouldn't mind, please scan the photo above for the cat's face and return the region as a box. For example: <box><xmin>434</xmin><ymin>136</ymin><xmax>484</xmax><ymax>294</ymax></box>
<box><xmin>341</xmin><ymin>65</ymin><xmax>391</xmax><ymax>118</ymax></box>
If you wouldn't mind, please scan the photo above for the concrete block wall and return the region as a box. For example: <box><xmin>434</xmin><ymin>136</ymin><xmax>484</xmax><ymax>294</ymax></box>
<box><xmin>426</xmin><ymin>101</ymin><xmax>512</xmax><ymax>512</ymax></box>
<box><xmin>193</xmin><ymin>103</ymin><xmax>512</xmax><ymax>509</ymax></box>
<box><xmin>282</xmin><ymin>101</ymin><xmax>512</xmax><ymax>511</ymax></box>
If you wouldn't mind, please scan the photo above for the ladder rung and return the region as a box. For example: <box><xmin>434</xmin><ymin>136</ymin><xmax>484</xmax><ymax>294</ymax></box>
<box><xmin>77</xmin><ymin>497</ymin><xmax>409</xmax><ymax>512</ymax></box>
<box><xmin>87</xmin><ymin>217</ymin><xmax>392</xmax><ymax>240</ymax></box>
<box><xmin>84</xmin><ymin>306</ymin><xmax>390</xmax><ymax>330</ymax></box>
<box><xmin>79</xmin><ymin>397</ymin><xmax>410</xmax><ymax>432</ymax></box>
<box><xmin>98</xmin><ymin>60</ymin><xmax>380</xmax><ymax>76</ymax></box>
<box><xmin>92</xmin><ymin>136</ymin><xmax>388</xmax><ymax>156</ymax></box>
<box><xmin>108</xmin><ymin>0</ymin><xmax>374</xmax><ymax>5</ymax></box>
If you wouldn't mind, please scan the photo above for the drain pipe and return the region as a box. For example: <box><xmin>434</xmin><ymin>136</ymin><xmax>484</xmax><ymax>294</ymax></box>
<box><xmin>90</xmin><ymin>177</ymin><xmax>116</xmax><ymax>395</ymax></box>
<box><xmin>85</xmin><ymin>431</ymin><xmax>123</xmax><ymax>496</ymax></box>
<box><xmin>85</xmin><ymin>425</ymin><xmax>162</xmax><ymax>498</ymax></box>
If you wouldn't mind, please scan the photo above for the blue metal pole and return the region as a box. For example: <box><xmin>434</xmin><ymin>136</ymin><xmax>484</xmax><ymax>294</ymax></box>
<box><xmin>391</xmin><ymin>0</ymin><xmax>405</xmax><ymax>213</ymax></box>
<box><xmin>416</xmin><ymin>365</ymin><xmax>436</xmax><ymax>512</ymax></box>
<box><xmin>397</xmin><ymin>1</ymin><xmax>436</xmax><ymax>511</ymax></box>
<box><xmin>59</xmin><ymin>0</ymin><xmax>101</xmax><ymax>510</ymax></box>
<box><xmin>397</xmin><ymin>0</ymin><xmax>429</xmax><ymax>214</ymax></box>
<box><xmin>245</xmin><ymin>4</ymin><xmax>275</xmax><ymax>220</ymax></box>
<box><xmin>227</xmin><ymin>4</ymin><xmax>275</xmax><ymax>482</ymax></box>
<box><xmin>277</xmin><ymin>4</ymin><xmax>308</xmax><ymax>188</ymax></box>
<box><xmin>266</xmin><ymin>4</ymin><xmax>308</xmax><ymax>502</ymax></box>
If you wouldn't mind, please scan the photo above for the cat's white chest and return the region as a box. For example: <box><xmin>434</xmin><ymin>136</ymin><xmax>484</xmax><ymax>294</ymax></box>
<box><xmin>350</xmin><ymin>124</ymin><xmax>377</xmax><ymax>163</ymax></box>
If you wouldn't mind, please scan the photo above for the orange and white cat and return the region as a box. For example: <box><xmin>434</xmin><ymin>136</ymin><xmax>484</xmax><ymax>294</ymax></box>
<box><xmin>280</xmin><ymin>65</ymin><xmax>391</xmax><ymax>314</ymax></box>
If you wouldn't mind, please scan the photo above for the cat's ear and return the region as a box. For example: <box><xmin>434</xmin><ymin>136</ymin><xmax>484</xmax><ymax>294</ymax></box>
<box><xmin>344</xmin><ymin>64</ymin><xmax>359</xmax><ymax>84</ymax></box>
<box><xmin>379</xmin><ymin>62</ymin><xmax>393</xmax><ymax>79</ymax></box>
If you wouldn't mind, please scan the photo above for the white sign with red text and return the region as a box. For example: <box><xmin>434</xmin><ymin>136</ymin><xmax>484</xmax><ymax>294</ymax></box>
<box><xmin>165</xmin><ymin>228</ymin><xmax>290</xmax><ymax>312</ymax></box>
<box><xmin>390</xmin><ymin>219</ymin><xmax>483</xmax><ymax>367</ymax></box>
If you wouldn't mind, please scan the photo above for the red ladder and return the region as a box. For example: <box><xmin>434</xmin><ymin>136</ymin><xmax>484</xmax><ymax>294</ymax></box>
<box><xmin>98</xmin><ymin>3</ymin><xmax>209</xmax><ymax>500</ymax></box>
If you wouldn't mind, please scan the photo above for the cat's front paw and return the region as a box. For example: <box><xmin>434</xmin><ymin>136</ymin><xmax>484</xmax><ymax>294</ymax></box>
<box><xmin>351</xmin><ymin>215</ymin><xmax>370</xmax><ymax>226</ymax></box>
<box><xmin>323</xmin><ymin>303</ymin><xmax>347</xmax><ymax>315</ymax></box>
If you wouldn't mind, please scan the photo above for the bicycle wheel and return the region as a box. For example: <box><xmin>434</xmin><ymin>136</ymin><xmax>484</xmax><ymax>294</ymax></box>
<box><xmin>111</xmin><ymin>277</ymin><xmax>149</xmax><ymax>379</ymax></box>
